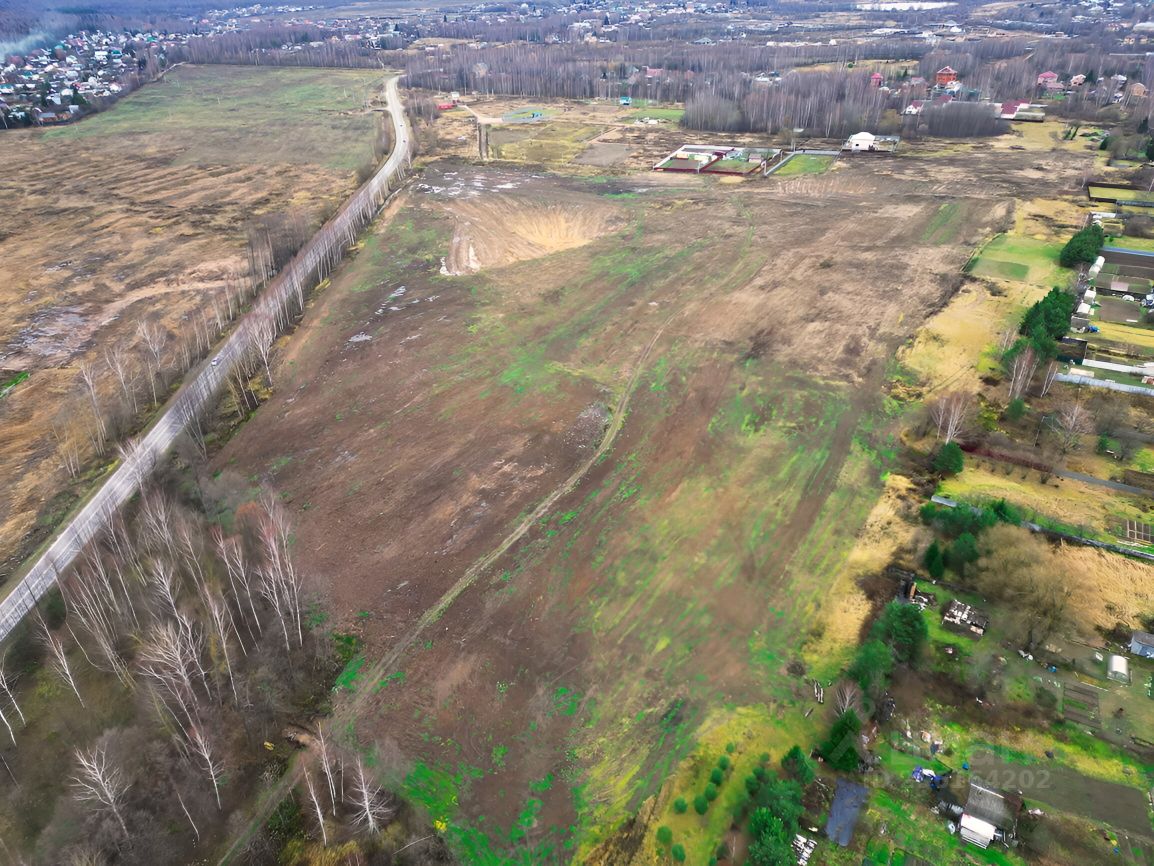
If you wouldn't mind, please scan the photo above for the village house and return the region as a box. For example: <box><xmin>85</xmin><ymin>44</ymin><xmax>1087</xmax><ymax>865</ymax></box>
<box><xmin>935</xmin><ymin>66</ymin><xmax>957</xmax><ymax>86</ymax></box>
<box><xmin>1130</xmin><ymin>630</ymin><xmax>1154</xmax><ymax>658</ymax></box>
<box><xmin>843</xmin><ymin>131</ymin><xmax>900</xmax><ymax>153</ymax></box>
<box><xmin>1037</xmin><ymin>70</ymin><xmax>1060</xmax><ymax>87</ymax></box>
<box><xmin>960</xmin><ymin>779</ymin><xmax>1022</xmax><ymax>849</ymax></box>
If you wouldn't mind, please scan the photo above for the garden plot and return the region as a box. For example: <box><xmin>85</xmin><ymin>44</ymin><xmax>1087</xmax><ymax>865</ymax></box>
<box><xmin>969</xmin><ymin>235</ymin><xmax>1067</xmax><ymax>286</ymax></box>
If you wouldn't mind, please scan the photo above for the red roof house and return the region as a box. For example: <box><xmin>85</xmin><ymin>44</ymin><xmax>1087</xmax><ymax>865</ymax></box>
<box><xmin>935</xmin><ymin>66</ymin><xmax>957</xmax><ymax>86</ymax></box>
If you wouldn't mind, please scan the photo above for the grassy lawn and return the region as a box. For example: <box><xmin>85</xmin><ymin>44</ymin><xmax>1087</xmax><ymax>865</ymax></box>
<box><xmin>774</xmin><ymin>153</ymin><xmax>835</xmax><ymax>176</ymax></box>
<box><xmin>1094</xmin><ymin>318</ymin><xmax>1154</xmax><ymax>353</ymax></box>
<box><xmin>1107</xmin><ymin>235</ymin><xmax>1154</xmax><ymax>252</ymax></box>
<box><xmin>969</xmin><ymin>235</ymin><xmax>1068</xmax><ymax>287</ymax></box>
<box><xmin>626</xmin><ymin>107</ymin><xmax>684</xmax><ymax>122</ymax></box>
<box><xmin>45</xmin><ymin>64</ymin><xmax>383</xmax><ymax>171</ymax></box>
<box><xmin>1088</xmin><ymin>184</ymin><xmax>1154</xmax><ymax>204</ymax></box>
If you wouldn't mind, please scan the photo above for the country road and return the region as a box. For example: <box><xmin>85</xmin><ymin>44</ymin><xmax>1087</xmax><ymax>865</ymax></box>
<box><xmin>0</xmin><ymin>74</ymin><xmax>412</xmax><ymax>643</ymax></box>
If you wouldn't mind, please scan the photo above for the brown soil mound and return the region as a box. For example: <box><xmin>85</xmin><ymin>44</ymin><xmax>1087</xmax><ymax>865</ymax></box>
<box><xmin>441</xmin><ymin>194</ymin><xmax>620</xmax><ymax>275</ymax></box>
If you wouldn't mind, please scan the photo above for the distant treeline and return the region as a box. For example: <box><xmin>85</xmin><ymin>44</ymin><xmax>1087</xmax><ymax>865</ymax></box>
<box><xmin>166</xmin><ymin>14</ymin><xmax>1154</xmax><ymax>136</ymax></box>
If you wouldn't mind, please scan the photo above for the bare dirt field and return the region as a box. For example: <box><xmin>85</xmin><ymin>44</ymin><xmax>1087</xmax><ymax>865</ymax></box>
<box><xmin>215</xmin><ymin>142</ymin><xmax>1092</xmax><ymax>862</ymax></box>
<box><xmin>0</xmin><ymin>65</ymin><xmax>383</xmax><ymax>582</ymax></box>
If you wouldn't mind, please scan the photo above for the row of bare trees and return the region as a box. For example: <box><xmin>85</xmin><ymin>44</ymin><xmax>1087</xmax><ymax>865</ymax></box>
<box><xmin>52</xmin><ymin>273</ymin><xmax>258</xmax><ymax>491</ymax></box>
<box><xmin>0</xmin><ymin>486</ymin><xmax>402</xmax><ymax>862</ymax></box>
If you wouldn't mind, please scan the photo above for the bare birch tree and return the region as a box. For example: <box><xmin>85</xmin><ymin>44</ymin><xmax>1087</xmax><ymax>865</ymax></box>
<box><xmin>304</xmin><ymin>773</ymin><xmax>329</xmax><ymax>846</ymax></box>
<box><xmin>253</xmin><ymin>315</ymin><xmax>277</xmax><ymax>386</ymax></box>
<box><xmin>1040</xmin><ymin>360</ymin><xmax>1059</xmax><ymax>397</ymax></box>
<box><xmin>138</xmin><ymin>621</ymin><xmax>199</xmax><ymax>727</ymax></box>
<box><xmin>351</xmin><ymin>757</ymin><xmax>390</xmax><ymax>834</ymax></box>
<box><xmin>928</xmin><ymin>391</ymin><xmax>972</xmax><ymax>443</ymax></box>
<box><xmin>0</xmin><ymin>656</ymin><xmax>26</xmax><ymax>728</ymax></box>
<box><xmin>71</xmin><ymin>745</ymin><xmax>130</xmax><ymax>836</ymax></box>
<box><xmin>104</xmin><ymin>344</ymin><xmax>139</xmax><ymax>415</ymax></box>
<box><xmin>42</xmin><ymin>625</ymin><xmax>84</xmax><ymax>707</ymax></box>
<box><xmin>65</xmin><ymin>570</ymin><xmax>133</xmax><ymax>688</ymax></box>
<box><xmin>137</xmin><ymin>321</ymin><xmax>167</xmax><ymax>406</ymax></box>
<box><xmin>258</xmin><ymin>500</ymin><xmax>303</xmax><ymax>651</ymax></box>
<box><xmin>317</xmin><ymin>726</ymin><xmax>338</xmax><ymax>815</ymax></box>
<box><xmin>78</xmin><ymin>362</ymin><xmax>107</xmax><ymax>450</ymax></box>
<box><xmin>1007</xmin><ymin>344</ymin><xmax>1038</xmax><ymax>401</ymax></box>
<box><xmin>213</xmin><ymin>529</ymin><xmax>260</xmax><ymax>642</ymax></box>
<box><xmin>188</xmin><ymin>726</ymin><xmax>224</xmax><ymax>810</ymax></box>
<box><xmin>203</xmin><ymin>589</ymin><xmax>239</xmax><ymax>704</ymax></box>
<box><xmin>1055</xmin><ymin>401</ymin><xmax>1092</xmax><ymax>453</ymax></box>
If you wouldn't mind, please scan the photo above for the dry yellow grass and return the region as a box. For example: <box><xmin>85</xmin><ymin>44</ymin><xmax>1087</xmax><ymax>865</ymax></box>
<box><xmin>1013</xmin><ymin>196</ymin><xmax>1088</xmax><ymax>241</ymax></box>
<box><xmin>803</xmin><ymin>473</ymin><xmax>925</xmax><ymax>671</ymax></box>
<box><xmin>941</xmin><ymin>462</ymin><xmax>1151</xmax><ymax>538</ymax></box>
<box><xmin>900</xmin><ymin>279</ymin><xmax>1047</xmax><ymax>392</ymax></box>
<box><xmin>1056</xmin><ymin>542</ymin><xmax>1154</xmax><ymax>631</ymax></box>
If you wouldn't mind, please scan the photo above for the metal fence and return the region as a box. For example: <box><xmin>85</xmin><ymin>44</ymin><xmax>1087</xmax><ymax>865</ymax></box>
<box><xmin>0</xmin><ymin>79</ymin><xmax>411</xmax><ymax>642</ymax></box>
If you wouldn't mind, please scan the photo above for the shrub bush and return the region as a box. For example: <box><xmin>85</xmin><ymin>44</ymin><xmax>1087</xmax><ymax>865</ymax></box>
<box><xmin>673</xmin><ymin>797</ymin><xmax>688</xmax><ymax>814</ymax></box>
<box><xmin>656</xmin><ymin>826</ymin><xmax>673</xmax><ymax>846</ymax></box>
<box><xmin>704</xmin><ymin>783</ymin><xmax>719</xmax><ymax>802</ymax></box>
<box><xmin>709</xmin><ymin>767</ymin><xmax>724</xmax><ymax>785</ymax></box>
<box><xmin>694</xmin><ymin>794</ymin><xmax>709</xmax><ymax>815</ymax></box>
<box><xmin>933</xmin><ymin>441</ymin><xmax>964</xmax><ymax>476</ymax></box>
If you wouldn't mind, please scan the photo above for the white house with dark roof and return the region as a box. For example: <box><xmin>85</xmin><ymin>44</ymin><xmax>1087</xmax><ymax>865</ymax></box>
<box><xmin>1131</xmin><ymin>630</ymin><xmax>1154</xmax><ymax>658</ymax></box>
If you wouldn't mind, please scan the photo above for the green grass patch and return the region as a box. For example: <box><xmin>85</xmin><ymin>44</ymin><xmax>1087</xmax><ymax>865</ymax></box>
<box><xmin>773</xmin><ymin>154</ymin><xmax>835</xmax><ymax>176</ymax></box>
<box><xmin>0</xmin><ymin>370</ymin><xmax>29</xmax><ymax>398</ymax></box>
<box><xmin>969</xmin><ymin>234</ymin><xmax>1067</xmax><ymax>286</ymax></box>
<box><xmin>626</xmin><ymin>107</ymin><xmax>684</xmax><ymax>122</ymax></box>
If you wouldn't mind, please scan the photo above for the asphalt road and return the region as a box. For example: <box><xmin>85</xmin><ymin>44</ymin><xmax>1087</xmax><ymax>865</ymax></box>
<box><xmin>0</xmin><ymin>74</ymin><xmax>411</xmax><ymax>642</ymax></box>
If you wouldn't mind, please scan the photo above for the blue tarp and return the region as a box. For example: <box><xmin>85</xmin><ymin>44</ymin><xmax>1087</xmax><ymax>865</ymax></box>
<box><xmin>824</xmin><ymin>778</ymin><xmax>869</xmax><ymax>847</ymax></box>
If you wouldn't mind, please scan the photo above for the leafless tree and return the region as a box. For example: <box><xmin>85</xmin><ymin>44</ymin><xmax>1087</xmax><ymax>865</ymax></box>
<box><xmin>213</xmin><ymin>529</ymin><xmax>261</xmax><ymax>642</ymax></box>
<box><xmin>138</xmin><ymin>490</ymin><xmax>178</xmax><ymax>561</ymax></box>
<box><xmin>187</xmin><ymin>726</ymin><xmax>224</xmax><ymax>810</ymax></box>
<box><xmin>0</xmin><ymin>656</ymin><xmax>26</xmax><ymax>728</ymax></box>
<box><xmin>1040</xmin><ymin>360</ymin><xmax>1059</xmax><ymax>397</ymax></box>
<box><xmin>137</xmin><ymin>321</ymin><xmax>168</xmax><ymax>406</ymax></box>
<box><xmin>351</xmin><ymin>757</ymin><xmax>390</xmax><ymax>834</ymax></box>
<box><xmin>317</xmin><ymin>726</ymin><xmax>338</xmax><ymax>815</ymax></box>
<box><xmin>1007</xmin><ymin>344</ymin><xmax>1038</xmax><ymax>401</ymax></box>
<box><xmin>173</xmin><ymin>784</ymin><xmax>200</xmax><ymax>842</ymax></box>
<box><xmin>42</xmin><ymin>624</ymin><xmax>84</xmax><ymax>707</ymax></box>
<box><xmin>833</xmin><ymin>681</ymin><xmax>862</xmax><ymax>716</ymax></box>
<box><xmin>53</xmin><ymin>423</ymin><xmax>84</xmax><ymax>480</ymax></box>
<box><xmin>175</xmin><ymin>519</ymin><xmax>207</xmax><ymax>592</ymax></box>
<box><xmin>0</xmin><ymin>704</ymin><xmax>15</xmax><ymax>746</ymax></box>
<box><xmin>71</xmin><ymin>745</ymin><xmax>130</xmax><ymax>836</ymax></box>
<box><xmin>253</xmin><ymin>315</ymin><xmax>277</xmax><ymax>386</ymax></box>
<box><xmin>65</xmin><ymin>569</ymin><xmax>133</xmax><ymax>688</ymax></box>
<box><xmin>1055</xmin><ymin>401</ymin><xmax>1092</xmax><ymax>453</ymax></box>
<box><xmin>104</xmin><ymin>344</ymin><xmax>139</xmax><ymax>415</ymax></box>
<box><xmin>203</xmin><ymin>589</ymin><xmax>239</xmax><ymax>704</ymax></box>
<box><xmin>138</xmin><ymin>621</ymin><xmax>200</xmax><ymax>728</ymax></box>
<box><xmin>304</xmin><ymin>772</ymin><xmax>329</xmax><ymax>846</ymax></box>
<box><xmin>928</xmin><ymin>391</ymin><xmax>972</xmax><ymax>443</ymax></box>
<box><xmin>258</xmin><ymin>500</ymin><xmax>303</xmax><ymax>651</ymax></box>
<box><xmin>77</xmin><ymin>362</ymin><xmax>107</xmax><ymax>450</ymax></box>
<box><xmin>148</xmin><ymin>560</ymin><xmax>182</xmax><ymax>623</ymax></box>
